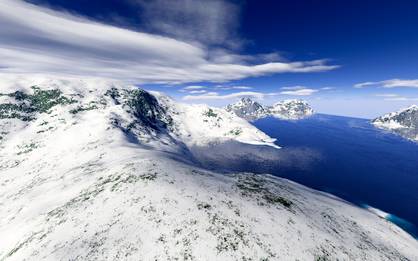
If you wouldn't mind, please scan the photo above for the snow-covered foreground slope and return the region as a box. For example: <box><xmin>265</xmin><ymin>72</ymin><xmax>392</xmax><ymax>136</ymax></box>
<box><xmin>1</xmin><ymin>77</ymin><xmax>418</xmax><ymax>260</ymax></box>
<box><xmin>226</xmin><ymin>98</ymin><xmax>314</xmax><ymax>121</ymax></box>
<box><xmin>372</xmin><ymin>105</ymin><xmax>418</xmax><ymax>142</ymax></box>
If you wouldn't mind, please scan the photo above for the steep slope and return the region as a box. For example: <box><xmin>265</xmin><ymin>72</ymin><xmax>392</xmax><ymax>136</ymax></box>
<box><xmin>1</xmin><ymin>78</ymin><xmax>418</xmax><ymax>260</ymax></box>
<box><xmin>155</xmin><ymin>94</ymin><xmax>278</xmax><ymax>148</ymax></box>
<box><xmin>226</xmin><ymin>98</ymin><xmax>314</xmax><ymax>121</ymax></box>
<box><xmin>372</xmin><ymin>105</ymin><xmax>418</xmax><ymax>142</ymax></box>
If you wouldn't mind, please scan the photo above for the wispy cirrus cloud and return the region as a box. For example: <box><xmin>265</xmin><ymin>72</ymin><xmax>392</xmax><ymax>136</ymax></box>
<box><xmin>280</xmin><ymin>86</ymin><xmax>307</xmax><ymax>91</ymax></box>
<box><xmin>183</xmin><ymin>86</ymin><xmax>206</xmax><ymax>90</ymax></box>
<box><xmin>355</xmin><ymin>79</ymin><xmax>418</xmax><ymax>88</ymax></box>
<box><xmin>375</xmin><ymin>93</ymin><xmax>418</xmax><ymax>101</ymax></box>
<box><xmin>320</xmin><ymin>87</ymin><xmax>336</xmax><ymax>90</ymax></box>
<box><xmin>0</xmin><ymin>0</ymin><xmax>338</xmax><ymax>84</ymax></box>
<box><xmin>133</xmin><ymin>0</ymin><xmax>241</xmax><ymax>49</ymax></box>
<box><xmin>375</xmin><ymin>93</ymin><xmax>400</xmax><ymax>98</ymax></box>
<box><xmin>214</xmin><ymin>85</ymin><xmax>253</xmax><ymax>90</ymax></box>
<box><xmin>182</xmin><ymin>84</ymin><xmax>328</xmax><ymax>101</ymax></box>
<box><xmin>188</xmin><ymin>90</ymin><xmax>207</xmax><ymax>94</ymax></box>
<box><xmin>179</xmin><ymin>85</ymin><xmax>207</xmax><ymax>93</ymax></box>
<box><xmin>182</xmin><ymin>91</ymin><xmax>268</xmax><ymax>101</ymax></box>
<box><xmin>279</xmin><ymin>86</ymin><xmax>319</xmax><ymax>96</ymax></box>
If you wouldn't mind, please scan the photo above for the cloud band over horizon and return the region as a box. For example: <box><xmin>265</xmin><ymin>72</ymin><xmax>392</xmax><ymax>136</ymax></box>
<box><xmin>0</xmin><ymin>0</ymin><xmax>338</xmax><ymax>84</ymax></box>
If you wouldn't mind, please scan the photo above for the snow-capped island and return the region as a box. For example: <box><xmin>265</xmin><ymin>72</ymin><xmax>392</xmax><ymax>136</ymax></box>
<box><xmin>0</xmin><ymin>77</ymin><xmax>417</xmax><ymax>260</ymax></box>
<box><xmin>372</xmin><ymin>105</ymin><xmax>418</xmax><ymax>142</ymax></box>
<box><xmin>226</xmin><ymin>97</ymin><xmax>314</xmax><ymax>121</ymax></box>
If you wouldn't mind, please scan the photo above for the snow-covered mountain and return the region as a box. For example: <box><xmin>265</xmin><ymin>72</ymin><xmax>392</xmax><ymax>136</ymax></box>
<box><xmin>268</xmin><ymin>99</ymin><xmax>314</xmax><ymax>120</ymax></box>
<box><xmin>1</xmin><ymin>77</ymin><xmax>417</xmax><ymax>260</ymax></box>
<box><xmin>372</xmin><ymin>105</ymin><xmax>418</xmax><ymax>142</ymax></box>
<box><xmin>226</xmin><ymin>98</ymin><xmax>314</xmax><ymax>121</ymax></box>
<box><xmin>225</xmin><ymin>98</ymin><xmax>267</xmax><ymax>121</ymax></box>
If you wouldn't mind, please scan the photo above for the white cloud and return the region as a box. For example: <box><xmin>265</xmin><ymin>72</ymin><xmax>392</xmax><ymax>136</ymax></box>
<box><xmin>183</xmin><ymin>91</ymin><xmax>266</xmax><ymax>101</ymax></box>
<box><xmin>135</xmin><ymin>0</ymin><xmax>241</xmax><ymax>48</ymax></box>
<box><xmin>375</xmin><ymin>93</ymin><xmax>399</xmax><ymax>98</ymax></box>
<box><xmin>230</xmin><ymin>86</ymin><xmax>253</xmax><ymax>90</ymax></box>
<box><xmin>280</xmin><ymin>88</ymin><xmax>318</xmax><ymax>96</ymax></box>
<box><xmin>320</xmin><ymin>87</ymin><xmax>336</xmax><ymax>90</ymax></box>
<box><xmin>383</xmin><ymin>97</ymin><xmax>418</xmax><ymax>101</ymax></box>
<box><xmin>355</xmin><ymin>79</ymin><xmax>418</xmax><ymax>88</ymax></box>
<box><xmin>281</xmin><ymin>86</ymin><xmax>306</xmax><ymax>90</ymax></box>
<box><xmin>375</xmin><ymin>93</ymin><xmax>418</xmax><ymax>101</ymax></box>
<box><xmin>281</xmin><ymin>85</ymin><xmax>335</xmax><ymax>93</ymax></box>
<box><xmin>0</xmin><ymin>0</ymin><xmax>338</xmax><ymax>84</ymax></box>
<box><xmin>214</xmin><ymin>85</ymin><xmax>253</xmax><ymax>90</ymax></box>
<box><xmin>180</xmin><ymin>85</ymin><xmax>206</xmax><ymax>93</ymax></box>
<box><xmin>354</xmin><ymin>82</ymin><xmax>377</xmax><ymax>88</ymax></box>
<box><xmin>188</xmin><ymin>90</ymin><xmax>207</xmax><ymax>94</ymax></box>
<box><xmin>183</xmin><ymin>86</ymin><xmax>206</xmax><ymax>90</ymax></box>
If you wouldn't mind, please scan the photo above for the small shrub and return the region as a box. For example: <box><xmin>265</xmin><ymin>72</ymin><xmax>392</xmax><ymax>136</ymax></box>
<box><xmin>204</xmin><ymin>108</ymin><xmax>218</xmax><ymax>117</ymax></box>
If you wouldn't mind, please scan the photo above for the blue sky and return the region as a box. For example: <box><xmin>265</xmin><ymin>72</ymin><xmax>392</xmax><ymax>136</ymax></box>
<box><xmin>1</xmin><ymin>0</ymin><xmax>418</xmax><ymax>118</ymax></box>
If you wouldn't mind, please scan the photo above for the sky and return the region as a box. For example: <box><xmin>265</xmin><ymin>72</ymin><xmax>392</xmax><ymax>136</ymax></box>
<box><xmin>1</xmin><ymin>0</ymin><xmax>418</xmax><ymax>118</ymax></box>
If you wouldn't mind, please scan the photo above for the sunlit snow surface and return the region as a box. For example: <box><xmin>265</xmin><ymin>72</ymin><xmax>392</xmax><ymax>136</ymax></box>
<box><xmin>0</xmin><ymin>77</ymin><xmax>417</xmax><ymax>260</ymax></box>
<box><xmin>252</xmin><ymin>114</ymin><xmax>418</xmax><ymax>239</ymax></box>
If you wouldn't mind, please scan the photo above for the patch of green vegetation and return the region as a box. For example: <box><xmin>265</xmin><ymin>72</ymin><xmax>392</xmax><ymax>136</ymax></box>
<box><xmin>262</xmin><ymin>194</ymin><xmax>293</xmax><ymax>208</ymax></box>
<box><xmin>197</xmin><ymin>202</ymin><xmax>212</xmax><ymax>210</ymax></box>
<box><xmin>203</xmin><ymin>108</ymin><xmax>218</xmax><ymax>117</ymax></box>
<box><xmin>229</xmin><ymin>128</ymin><xmax>242</xmax><ymax>136</ymax></box>
<box><xmin>104</xmin><ymin>87</ymin><xmax>121</xmax><ymax>104</ymax></box>
<box><xmin>236</xmin><ymin>176</ymin><xmax>264</xmax><ymax>194</ymax></box>
<box><xmin>0</xmin><ymin>103</ymin><xmax>33</xmax><ymax>121</ymax></box>
<box><xmin>27</xmin><ymin>87</ymin><xmax>75</xmax><ymax>112</ymax></box>
<box><xmin>0</xmin><ymin>86</ymin><xmax>75</xmax><ymax>121</ymax></box>
<box><xmin>17</xmin><ymin>142</ymin><xmax>39</xmax><ymax>155</ymax></box>
<box><xmin>70</xmin><ymin>101</ymin><xmax>98</xmax><ymax>114</ymax></box>
<box><xmin>37</xmin><ymin>126</ymin><xmax>54</xmax><ymax>134</ymax></box>
<box><xmin>110</xmin><ymin>172</ymin><xmax>157</xmax><ymax>192</ymax></box>
<box><xmin>236</xmin><ymin>175</ymin><xmax>293</xmax><ymax>209</ymax></box>
<box><xmin>206</xmin><ymin>213</ymin><xmax>249</xmax><ymax>253</ymax></box>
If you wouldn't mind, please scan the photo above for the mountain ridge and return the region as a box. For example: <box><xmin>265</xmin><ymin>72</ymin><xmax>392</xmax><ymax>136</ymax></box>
<box><xmin>226</xmin><ymin>97</ymin><xmax>314</xmax><ymax>121</ymax></box>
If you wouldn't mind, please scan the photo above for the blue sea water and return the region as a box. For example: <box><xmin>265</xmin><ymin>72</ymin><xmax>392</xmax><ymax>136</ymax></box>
<box><xmin>252</xmin><ymin>114</ymin><xmax>418</xmax><ymax>238</ymax></box>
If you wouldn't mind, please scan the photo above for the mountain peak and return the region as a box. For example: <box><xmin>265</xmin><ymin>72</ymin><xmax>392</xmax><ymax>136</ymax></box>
<box><xmin>269</xmin><ymin>99</ymin><xmax>314</xmax><ymax>120</ymax></box>
<box><xmin>372</xmin><ymin>104</ymin><xmax>418</xmax><ymax>141</ymax></box>
<box><xmin>226</xmin><ymin>98</ymin><xmax>314</xmax><ymax>121</ymax></box>
<box><xmin>226</xmin><ymin>97</ymin><xmax>266</xmax><ymax>121</ymax></box>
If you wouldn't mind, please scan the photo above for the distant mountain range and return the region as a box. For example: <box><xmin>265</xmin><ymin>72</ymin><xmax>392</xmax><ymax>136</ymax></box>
<box><xmin>226</xmin><ymin>97</ymin><xmax>314</xmax><ymax>121</ymax></box>
<box><xmin>1</xmin><ymin>77</ymin><xmax>417</xmax><ymax>260</ymax></box>
<box><xmin>372</xmin><ymin>105</ymin><xmax>418</xmax><ymax>142</ymax></box>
